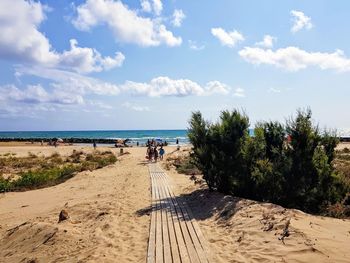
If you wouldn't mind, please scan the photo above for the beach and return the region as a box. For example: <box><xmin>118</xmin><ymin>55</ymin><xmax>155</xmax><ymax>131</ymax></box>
<box><xmin>0</xmin><ymin>144</ymin><xmax>350</xmax><ymax>262</ymax></box>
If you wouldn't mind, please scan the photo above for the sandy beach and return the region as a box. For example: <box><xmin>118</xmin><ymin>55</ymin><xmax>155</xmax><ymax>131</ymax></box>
<box><xmin>1</xmin><ymin>144</ymin><xmax>350</xmax><ymax>262</ymax></box>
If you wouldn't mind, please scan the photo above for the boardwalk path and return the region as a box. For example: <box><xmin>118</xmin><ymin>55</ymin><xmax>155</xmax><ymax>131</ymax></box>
<box><xmin>147</xmin><ymin>163</ymin><xmax>211</xmax><ymax>263</ymax></box>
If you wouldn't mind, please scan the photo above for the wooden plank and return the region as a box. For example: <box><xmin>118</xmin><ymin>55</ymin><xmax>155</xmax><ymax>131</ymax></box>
<box><xmin>158</xmin><ymin>170</ymin><xmax>210</xmax><ymax>263</ymax></box>
<box><xmin>178</xmin><ymin>195</ymin><xmax>213</xmax><ymax>262</ymax></box>
<box><xmin>158</xmin><ymin>179</ymin><xmax>182</xmax><ymax>263</ymax></box>
<box><xmin>159</xmin><ymin>176</ymin><xmax>201</xmax><ymax>263</ymax></box>
<box><xmin>153</xmin><ymin>172</ymin><xmax>163</xmax><ymax>263</ymax></box>
<box><xmin>147</xmin><ymin>164</ymin><xmax>211</xmax><ymax>263</ymax></box>
<box><xmin>147</xmin><ymin>171</ymin><xmax>156</xmax><ymax>263</ymax></box>
<box><xmin>156</xmin><ymin>173</ymin><xmax>172</xmax><ymax>263</ymax></box>
<box><xmin>157</xmin><ymin>175</ymin><xmax>191</xmax><ymax>263</ymax></box>
<box><xmin>172</xmin><ymin>191</ymin><xmax>209</xmax><ymax>263</ymax></box>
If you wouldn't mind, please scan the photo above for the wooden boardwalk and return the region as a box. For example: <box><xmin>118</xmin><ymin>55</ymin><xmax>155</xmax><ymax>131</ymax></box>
<box><xmin>147</xmin><ymin>163</ymin><xmax>211</xmax><ymax>263</ymax></box>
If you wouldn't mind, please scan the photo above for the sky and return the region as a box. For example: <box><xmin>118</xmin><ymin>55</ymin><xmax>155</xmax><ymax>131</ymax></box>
<box><xmin>1</xmin><ymin>0</ymin><xmax>350</xmax><ymax>132</ymax></box>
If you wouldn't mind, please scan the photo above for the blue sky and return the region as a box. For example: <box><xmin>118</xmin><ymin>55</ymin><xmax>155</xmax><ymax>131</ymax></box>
<box><xmin>1</xmin><ymin>0</ymin><xmax>350</xmax><ymax>133</ymax></box>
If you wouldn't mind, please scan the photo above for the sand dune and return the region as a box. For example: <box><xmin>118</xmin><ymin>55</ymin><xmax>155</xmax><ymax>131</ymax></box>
<box><xmin>0</xmin><ymin>146</ymin><xmax>151</xmax><ymax>263</ymax></box>
<box><xmin>1</xmin><ymin>145</ymin><xmax>350</xmax><ymax>262</ymax></box>
<box><xmin>163</xmin><ymin>149</ymin><xmax>350</xmax><ymax>263</ymax></box>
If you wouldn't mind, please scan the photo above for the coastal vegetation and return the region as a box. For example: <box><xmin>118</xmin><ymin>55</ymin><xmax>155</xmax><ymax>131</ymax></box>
<box><xmin>0</xmin><ymin>150</ymin><xmax>117</xmax><ymax>192</ymax></box>
<box><xmin>188</xmin><ymin>108</ymin><xmax>350</xmax><ymax>215</ymax></box>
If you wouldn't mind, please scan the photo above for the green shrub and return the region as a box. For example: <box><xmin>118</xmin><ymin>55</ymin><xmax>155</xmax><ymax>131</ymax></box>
<box><xmin>188</xmin><ymin>110</ymin><xmax>249</xmax><ymax>193</ymax></box>
<box><xmin>188</xmin><ymin>108</ymin><xmax>346</xmax><ymax>214</ymax></box>
<box><xmin>1</xmin><ymin>150</ymin><xmax>117</xmax><ymax>192</ymax></box>
<box><xmin>0</xmin><ymin>177</ymin><xmax>12</xmax><ymax>192</ymax></box>
<box><xmin>13</xmin><ymin>165</ymin><xmax>78</xmax><ymax>190</ymax></box>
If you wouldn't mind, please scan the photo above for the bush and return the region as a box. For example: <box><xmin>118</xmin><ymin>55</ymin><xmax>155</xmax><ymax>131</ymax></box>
<box><xmin>188</xmin><ymin>110</ymin><xmax>249</xmax><ymax>193</ymax></box>
<box><xmin>0</xmin><ymin>150</ymin><xmax>117</xmax><ymax>192</ymax></box>
<box><xmin>188</xmin><ymin>108</ymin><xmax>346</xmax><ymax>214</ymax></box>
<box><xmin>0</xmin><ymin>177</ymin><xmax>12</xmax><ymax>192</ymax></box>
<box><xmin>13</xmin><ymin>165</ymin><xmax>78</xmax><ymax>190</ymax></box>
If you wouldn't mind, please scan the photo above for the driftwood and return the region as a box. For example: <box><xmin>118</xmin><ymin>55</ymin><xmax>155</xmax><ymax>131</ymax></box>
<box><xmin>278</xmin><ymin>218</ymin><xmax>291</xmax><ymax>244</ymax></box>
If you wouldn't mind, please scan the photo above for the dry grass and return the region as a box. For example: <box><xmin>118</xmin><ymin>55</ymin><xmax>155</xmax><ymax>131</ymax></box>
<box><xmin>0</xmin><ymin>150</ymin><xmax>117</xmax><ymax>192</ymax></box>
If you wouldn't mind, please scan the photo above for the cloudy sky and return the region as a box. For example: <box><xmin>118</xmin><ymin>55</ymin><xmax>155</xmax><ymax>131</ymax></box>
<box><xmin>1</xmin><ymin>0</ymin><xmax>350</xmax><ymax>131</ymax></box>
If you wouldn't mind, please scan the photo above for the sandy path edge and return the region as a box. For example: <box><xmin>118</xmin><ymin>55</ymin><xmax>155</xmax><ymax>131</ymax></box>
<box><xmin>0</xmin><ymin>146</ymin><xmax>152</xmax><ymax>263</ymax></box>
<box><xmin>162</xmin><ymin>149</ymin><xmax>350</xmax><ymax>263</ymax></box>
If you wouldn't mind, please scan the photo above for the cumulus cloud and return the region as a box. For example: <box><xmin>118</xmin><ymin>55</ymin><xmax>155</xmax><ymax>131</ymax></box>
<box><xmin>211</xmin><ymin>28</ymin><xmax>244</xmax><ymax>48</ymax></box>
<box><xmin>233</xmin><ymin>87</ymin><xmax>245</xmax><ymax>97</ymax></box>
<box><xmin>0</xmin><ymin>0</ymin><xmax>124</xmax><ymax>73</ymax></box>
<box><xmin>268</xmin><ymin>87</ymin><xmax>281</xmax><ymax>93</ymax></box>
<box><xmin>0</xmin><ymin>84</ymin><xmax>84</xmax><ymax>105</ymax></box>
<box><xmin>152</xmin><ymin>0</ymin><xmax>163</xmax><ymax>16</ymax></box>
<box><xmin>290</xmin><ymin>10</ymin><xmax>313</xmax><ymax>33</ymax></box>
<box><xmin>0</xmin><ymin>0</ymin><xmax>58</xmax><ymax>65</ymax></box>
<box><xmin>16</xmin><ymin>66</ymin><xmax>231</xmax><ymax>98</ymax></box>
<box><xmin>255</xmin><ymin>35</ymin><xmax>276</xmax><ymax>48</ymax></box>
<box><xmin>2</xmin><ymin>66</ymin><xmax>233</xmax><ymax>117</ymax></box>
<box><xmin>16</xmin><ymin>66</ymin><xmax>121</xmax><ymax>96</ymax></box>
<box><xmin>73</xmin><ymin>0</ymin><xmax>181</xmax><ymax>47</ymax></box>
<box><xmin>60</xmin><ymin>39</ymin><xmax>125</xmax><ymax>73</ymax></box>
<box><xmin>172</xmin><ymin>9</ymin><xmax>185</xmax><ymax>27</ymax></box>
<box><xmin>140</xmin><ymin>0</ymin><xmax>152</xmax><ymax>13</ymax></box>
<box><xmin>122</xmin><ymin>102</ymin><xmax>150</xmax><ymax>112</ymax></box>
<box><xmin>188</xmin><ymin>40</ymin><xmax>205</xmax><ymax>51</ymax></box>
<box><xmin>121</xmin><ymin>77</ymin><xmax>230</xmax><ymax>97</ymax></box>
<box><xmin>239</xmin><ymin>46</ymin><xmax>350</xmax><ymax>72</ymax></box>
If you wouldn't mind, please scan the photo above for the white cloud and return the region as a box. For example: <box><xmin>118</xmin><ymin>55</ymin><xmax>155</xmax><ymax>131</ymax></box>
<box><xmin>211</xmin><ymin>28</ymin><xmax>244</xmax><ymax>48</ymax></box>
<box><xmin>239</xmin><ymin>46</ymin><xmax>350</xmax><ymax>72</ymax></box>
<box><xmin>73</xmin><ymin>0</ymin><xmax>181</xmax><ymax>47</ymax></box>
<box><xmin>87</xmin><ymin>100</ymin><xmax>114</xmax><ymax>109</ymax></box>
<box><xmin>16</xmin><ymin>66</ymin><xmax>121</xmax><ymax>96</ymax></box>
<box><xmin>122</xmin><ymin>102</ymin><xmax>150</xmax><ymax>112</ymax></box>
<box><xmin>16</xmin><ymin>66</ymin><xmax>231</xmax><ymax>98</ymax></box>
<box><xmin>60</xmin><ymin>39</ymin><xmax>125</xmax><ymax>73</ymax></box>
<box><xmin>188</xmin><ymin>40</ymin><xmax>205</xmax><ymax>51</ymax></box>
<box><xmin>290</xmin><ymin>10</ymin><xmax>313</xmax><ymax>33</ymax></box>
<box><xmin>121</xmin><ymin>77</ymin><xmax>230</xmax><ymax>97</ymax></box>
<box><xmin>0</xmin><ymin>84</ymin><xmax>84</xmax><ymax>105</ymax></box>
<box><xmin>0</xmin><ymin>0</ymin><xmax>124</xmax><ymax>73</ymax></box>
<box><xmin>172</xmin><ymin>9</ymin><xmax>185</xmax><ymax>27</ymax></box>
<box><xmin>0</xmin><ymin>84</ymin><xmax>114</xmax><ymax>119</ymax></box>
<box><xmin>0</xmin><ymin>0</ymin><xmax>58</xmax><ymax>65</ymax></box>
<box><xmin>268</xmin><ymin>87</ymin><xmax>281</xmax><ymax>93</ymax></box>
<box><xmin>152</xmin><ymin>0</ymin><xmax>163</xmax><ymax>16</ymax></box>
<box><xmin>140</xmin><ymin>0</ymin><xmax>152</xmax><ymax>13</ymax></box>
<box><xmin>255</xmin><ymin>35</ymin><xmax>276</xmax><ymax>48</ymax></box>
<box><xmin>233</xmin><ymin>87</ymin><xmax>245</xmax><ymax>97</ymax></box>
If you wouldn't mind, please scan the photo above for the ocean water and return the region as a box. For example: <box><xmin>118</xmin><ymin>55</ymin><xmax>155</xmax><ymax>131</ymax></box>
<box><xmin>0</xmin><ymin>130</ymin><xmax>189</xmax><ymax>145</ymax></box>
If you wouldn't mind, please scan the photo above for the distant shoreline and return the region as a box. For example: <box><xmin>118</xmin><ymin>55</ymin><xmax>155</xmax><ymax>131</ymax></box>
<box><xmin>1</xmin><ymin>136</ymin><xmax>350</xmax><ymax>143</ymax></box>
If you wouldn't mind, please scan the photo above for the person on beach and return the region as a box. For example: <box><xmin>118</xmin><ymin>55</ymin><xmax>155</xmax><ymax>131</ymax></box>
<box><xmin>159</xmin><ymin>146</ymin><xmax>165</xmax><ymax>160</ymax></box>
<box><xmin>146</xmin><ymin>146</ymin><xmax>152</xmax><ymax>162</ymax></box>
<box><xmin>93</xmin><ymin>141</ymin><xmax>97</xmax><ymax>150</ymax></box>
<box><xmin>154</xmin><ymin>147</ymin><xmax>158</xmax><ymax>162</ymax></box>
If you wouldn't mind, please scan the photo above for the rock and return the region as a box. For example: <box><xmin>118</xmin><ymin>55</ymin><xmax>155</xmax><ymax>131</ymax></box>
<box><xmin>58</xmin><ymin>209</ymin><xmax>69</xmax><ymax>223</ymax></box>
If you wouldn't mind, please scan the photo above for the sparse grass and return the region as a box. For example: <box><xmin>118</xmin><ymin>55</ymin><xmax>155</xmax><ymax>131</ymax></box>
<box><xmin>165</xmin><ymin>152</ymin><xmax>201</xmax><ymax>175</ymax></box>
<box><xmin>320</xmin><ymin>151</ymin><xmax>350</xmax><ymax>218</ymax></box>
<box><xmin>0</xmin><ymin>150</ymin><xmax>117</xmax><ymax>192</ymax></box>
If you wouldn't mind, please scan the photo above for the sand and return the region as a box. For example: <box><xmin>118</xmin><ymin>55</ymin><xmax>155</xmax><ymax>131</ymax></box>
<box><xmin>163</xmin><ymin>148</ymin><xmax>350</xmax><ymax>263</ymax></box>
<box><xmin>1</xmin><ymin>144</ymin><xmax>350</xmax><ymax>263</ymax></box>
<box><xmin>0</xmin><ymin>145</ymin><xmax>152</xmax><ymax>263</ymax></box>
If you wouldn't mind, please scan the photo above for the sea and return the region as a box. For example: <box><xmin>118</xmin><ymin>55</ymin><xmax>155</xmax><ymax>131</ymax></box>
<box><xmin>0</xmin><ymin>130</ymin><xmax>189</xmax><ymax>146</ymax></box>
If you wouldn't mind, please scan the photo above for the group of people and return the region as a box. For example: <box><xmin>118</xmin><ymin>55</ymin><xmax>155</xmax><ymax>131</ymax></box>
<box><xmin>146</xmin><ymin>139</ymin><xmax>165</xmax><ymax>162</ymax></box>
